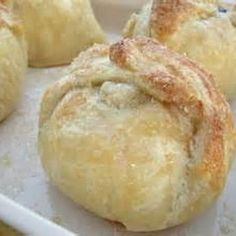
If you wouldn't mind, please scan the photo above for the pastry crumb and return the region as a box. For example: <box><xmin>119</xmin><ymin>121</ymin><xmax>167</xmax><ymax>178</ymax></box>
<box><xmin>219</xmin><ymin>203</ymin><xmax>236</xmax><ymax>235</ymax></box>
<box><xmin>0</xmin><ymin>153</ymin><xmax>12</xmax><ymax>167</ymax></box>
<box><xmin>51</xmin><ymin>216</ymin><xmax>63</xmax><ymax>225</ymax></box>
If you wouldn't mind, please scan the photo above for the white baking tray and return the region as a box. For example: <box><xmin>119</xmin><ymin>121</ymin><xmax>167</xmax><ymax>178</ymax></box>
<box><xmin>0</xmin><ymin>1</ymin><xmax>236</xmax><ymax>235</ymax></box>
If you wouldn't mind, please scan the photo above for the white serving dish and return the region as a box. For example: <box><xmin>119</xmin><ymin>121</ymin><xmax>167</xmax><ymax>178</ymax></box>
<box><xmin>0</xmin><ymin>194</ymin><xmax>75</xmax><ymax>235</ymax></box>
<box><xmin>0</xmin><ymin>1</ymin><xmax>236</xmax><ymax>235</ymax></box>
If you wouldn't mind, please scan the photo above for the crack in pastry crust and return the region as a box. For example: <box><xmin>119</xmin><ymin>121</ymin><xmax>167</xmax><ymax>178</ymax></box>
<box><xmin>39</xmin><ymin>37</ymin><xmax>236</xmax><ymax>231</ymax></box>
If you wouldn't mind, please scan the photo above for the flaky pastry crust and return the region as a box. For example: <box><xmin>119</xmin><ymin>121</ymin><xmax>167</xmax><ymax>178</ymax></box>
<box><xmin>39</xmin><ymin>37</ymin><xmax>235</xmax><ymax>231</ymax></box>
<box><xmin>124</xmin><ymin>0</ymin><xmax>236</xmax><ymax>98</ymax></box>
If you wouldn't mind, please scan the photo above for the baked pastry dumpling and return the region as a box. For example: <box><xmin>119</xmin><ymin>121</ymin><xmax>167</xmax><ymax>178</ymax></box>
<box><xmin>123</xmin><ymin>0</ymin><xmax>236</xmax><ymax>98</ymax></box>
<box><xmin>12</xmin><ymin>0</ymin><xmax>106</xmax><ymax>67</ymax></box>
<box><xmin>0</xmin><ymin>3</ymin><xmax>27</xmax><ymax>122</ymax></box>
<box><xmin>39</xmin><ymin>37</ymin><xmax>236</xmax><ymax>232</ymax></box>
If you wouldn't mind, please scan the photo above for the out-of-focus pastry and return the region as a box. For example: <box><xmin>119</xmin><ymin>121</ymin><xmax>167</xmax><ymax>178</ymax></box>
<box><xmin>0</xmin><ymin>0</ymin><xmax>12</xmax><ymax>7</ymax></box>
<box><xmin>124</xmin><ymin>0</ymin><xmax>236</xmax><ymax>98</ymax></box>
<box><xmin>0</xmin><ymin>3</ymin><xmax>27</xmax><ymax>122</ymax></box>
<box><xmin>38</xmin><ymin>37</ymin><xmax>236</xmax><ymax>232</ymax></box>
<box><xmin>12</xmin><ymin>0</ymin><xmax>106</xmax><ymax>67</ymax></box>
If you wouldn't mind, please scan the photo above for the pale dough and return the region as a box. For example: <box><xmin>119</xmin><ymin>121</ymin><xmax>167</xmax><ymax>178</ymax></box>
<box><xmin>0</xmin><ymin>3</ymin><xmax>27</xmax><ymax>122</ymax></box>
<box><xmin>12</xmin><ymin>0</ymin><xmax>106</xmax><ymax>67</ymax></box>
<box><xmin>39</xmin><ymin>37</ymin><xmax>236</xmax><ymax>231</ymax></box>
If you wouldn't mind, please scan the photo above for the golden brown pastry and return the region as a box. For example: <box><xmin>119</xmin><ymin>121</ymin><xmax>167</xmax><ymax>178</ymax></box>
<box><xmin>39</xmin><ymin>37</ymin><xmax>236</xmax><ymax>232</ymax></box>
<box><xmin>11</xmin><ymin>0</ymin><xmax>106</xmax><ymax>67</ymax></box>
<box><xmin>124</xmin><ymin>0</ymin><xmax>236</xmax><ymax>98</ymax></box>
<box><xmin>0</xmin><ymin>3</ymin><xmax>27</xmax><ymax>122</ymax></box>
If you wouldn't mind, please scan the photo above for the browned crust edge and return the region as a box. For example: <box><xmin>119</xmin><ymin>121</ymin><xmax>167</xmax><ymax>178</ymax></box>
<box><xmin>110</xmin><ymin>36</ymin><xmax>232</xmax><ymax>184</ymax></box>
<box><xmin>150</xmin><ymin>0</ymin><xmax>218</xmax><ymax>40</ymax></box>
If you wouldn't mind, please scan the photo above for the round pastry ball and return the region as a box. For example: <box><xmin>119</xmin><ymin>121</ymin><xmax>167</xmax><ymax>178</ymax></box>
<box><xmin>12</xmin><ymin>0</ymin><xmax>106</xmax><ymax>67</ymax></box>
<box><xmin>39</xmin><ymin>37</ymin><xmax>236</xmax><ymax>232</ymax></box>
<box><xmin>0</xmin><ymin>3</ymin><xmax>27</xmax><ymax>122</ymax></box>
<box><xmin>123</xmin><ymin>0</ymin><xmax>236</xmax><ymax>98</ymax></box>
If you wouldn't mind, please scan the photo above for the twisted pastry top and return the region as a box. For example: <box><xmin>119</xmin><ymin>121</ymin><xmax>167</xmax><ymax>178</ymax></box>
<box><xmin>123</xmin><ymin>0</ymin><xmax>236</xmax><ymax>98</ymax></box>
<box><xmin>151</xmin><ymin>0</ymin><xmax>218</xmax><ymax>40</ymax></box>
<box><xmin>40</xmin><ymin>36</ymin><xmax>235</xmax><ymax>184</ymax></box>
<box><xmin>124</xmin><ymin>0</ymin><xmax>236</xmax><ymax>40</ymax></box>
<box><xmin>39</xmin><ymin>37</ymin><xmax>235</xmax><ymax>231</ymax></box>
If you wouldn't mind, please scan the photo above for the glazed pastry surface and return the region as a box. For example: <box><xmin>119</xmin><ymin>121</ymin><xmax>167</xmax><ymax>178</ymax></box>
<box><xmin>39</xmin><ymin>37</ymin><xmax>236</xmax><ymax>231</ymax></box>
<box><xmin>0</xmin><ymin>2</ymin><xmax>27</xmax><ymax>121</ymax></box>
<box><xmin>124</xmin><ymin>0</ymin><xmax>236</xmax><ymax>98</ymax></box>
<box><xmin>12</xmin><ymin>0</ymin><xmax>106</xmax><ymax>67</ymax></box>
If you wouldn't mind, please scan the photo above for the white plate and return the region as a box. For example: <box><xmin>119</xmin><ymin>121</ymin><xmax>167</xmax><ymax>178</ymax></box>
<box><xmin>0</xmin><ymin>194</ymin><xmax>75</xmax><ymax>235</ymax></box>
<box><xmin>0</xmin><ymin>1</ymin><xmax>236</xmax><ymax>235</ymax></box>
